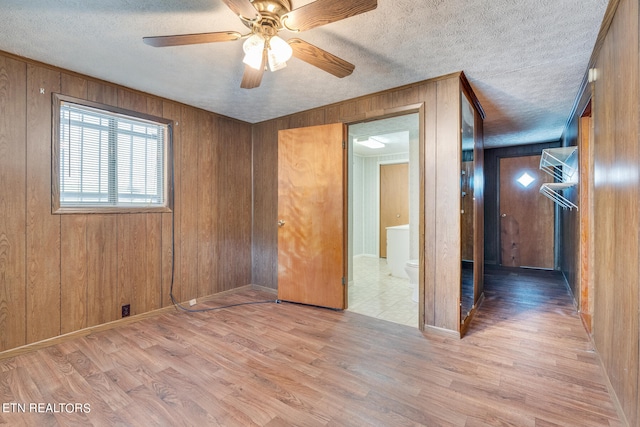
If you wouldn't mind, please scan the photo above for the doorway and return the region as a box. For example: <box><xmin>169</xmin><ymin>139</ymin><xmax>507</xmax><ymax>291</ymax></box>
<box><xmin>346</xmin><ymin>113</ymin><xmax>419</xmax><ymax>326</ymax></box>
<box><xmin>499</xmin><ymin>155</ymin><xmax>555</xmax><ymax>269</ymax></box>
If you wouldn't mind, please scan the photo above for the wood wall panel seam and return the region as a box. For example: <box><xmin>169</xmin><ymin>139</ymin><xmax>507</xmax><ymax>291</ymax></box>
<box><xmin>25</xmin><ymin>63</ymin><xmax>62</xmax><ymax>344</ymax></box>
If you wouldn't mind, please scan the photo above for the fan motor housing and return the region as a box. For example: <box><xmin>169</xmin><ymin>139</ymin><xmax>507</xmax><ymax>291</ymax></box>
<box><xmin>251</xmin><ymin>0</ymin><xmax>292</xmax><ymax>16</ymax></box>
<box><xmin>242</xmin><ymin>0</ymin><xmax>292</xmax><ymax>32</ymax></box>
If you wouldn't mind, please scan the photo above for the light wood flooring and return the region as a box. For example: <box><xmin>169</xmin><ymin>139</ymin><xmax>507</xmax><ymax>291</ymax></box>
<box><xmin>0</xmin><ymin>266</ymin><xmax>623</xmax><ymax>426</ymax></box>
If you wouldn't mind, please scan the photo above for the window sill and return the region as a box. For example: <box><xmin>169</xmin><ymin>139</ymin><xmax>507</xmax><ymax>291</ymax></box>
<box><xmin>52</xmin><ymin>206</ymin><xmax>173</xmax><ymax>215</ymax></box>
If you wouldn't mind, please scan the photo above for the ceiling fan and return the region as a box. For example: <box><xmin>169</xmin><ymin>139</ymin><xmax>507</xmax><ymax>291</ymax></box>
<box><xmin>143</xmin><ymin>0</ymin><xmax>377</xmax><ymax>89</ymax></box>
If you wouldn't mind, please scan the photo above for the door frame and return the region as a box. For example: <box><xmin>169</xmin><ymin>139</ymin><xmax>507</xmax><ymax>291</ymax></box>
<box><xmin>578</xmin><ymin>100</ymin><xmax>593</xmax><ymax>332</ymax></box>
<box><xmin>345</xmin><ymin>103</ymin><xmax>425</xmax><ymax>328</ymax></box>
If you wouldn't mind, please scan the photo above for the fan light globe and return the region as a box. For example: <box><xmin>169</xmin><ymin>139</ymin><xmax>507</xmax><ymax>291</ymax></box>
<box><xmin>242</xmin><ymin>34</ymin><xmax>265</xmax><ymax>70</ymax></box>
<box><xmin>243</xmin><ymin>33</ymin><xmax>292</xmax><ymax>72</ymax></box>
<box><xmin>269</xmin><ymin>36</ymin><xmax>293</xmax><ymax>63</ymax></box>
<box><xmin>267</xmin><ymin>36</ymin><xmax>292</xmax><ymax>71</ymax></box>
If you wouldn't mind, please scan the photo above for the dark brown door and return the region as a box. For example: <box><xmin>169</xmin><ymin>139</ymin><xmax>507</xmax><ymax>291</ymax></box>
<box><xmin>379</xmin><ymin>162</ymin><xmax>409</xmax><ymax>258</ymax></box>
<box><xmin>277</xmin><ymin>123</ymin><xmax>346</xmax><ymax>309</ymax></box>
<box><xmin>499</xmin><ymin>155</ymin><xmax>554</xmax><ymax>269</ymax></box>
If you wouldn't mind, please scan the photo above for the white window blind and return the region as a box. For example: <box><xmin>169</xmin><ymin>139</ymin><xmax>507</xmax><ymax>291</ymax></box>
<box><xmin>58</xmin><ymin>101</ymin><xmax>168</xmax><ymax>208</ymax></box>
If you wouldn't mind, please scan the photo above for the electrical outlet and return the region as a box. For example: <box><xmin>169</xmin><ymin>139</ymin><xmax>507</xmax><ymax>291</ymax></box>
<box><xmin>122</xmin><ymin>304</ymin><xmax>130</xmax><ymax>318</ymax></box>
<box><xmin>189</xmin><ymin>298</ymin><xmax>197</xmax><ymax>307</ymax></box>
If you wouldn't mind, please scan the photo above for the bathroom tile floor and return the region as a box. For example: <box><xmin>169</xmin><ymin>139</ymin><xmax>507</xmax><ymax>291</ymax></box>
<box><xmin>347</xmin><ymin>256</ymin><xmax>418</xmax><ymax>327</ymax></box>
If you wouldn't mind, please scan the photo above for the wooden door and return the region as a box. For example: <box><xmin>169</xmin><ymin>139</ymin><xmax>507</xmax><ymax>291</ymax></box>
<box><xmin>499</xmin><ymin>155</ymin><xmax>554</xmax><ymax>269</ymax></box>
<box><xmin>277</xmin><ymin>123</ymin><xmax>346</xmax><ymax>309</ymax></box>
<box><xmin>379</xmin><ymin>163</ymin><xmax>409</xmax><ymax>258</ymax></box>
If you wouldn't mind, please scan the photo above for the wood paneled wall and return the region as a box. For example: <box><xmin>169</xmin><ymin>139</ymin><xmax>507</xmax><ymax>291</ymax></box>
<box><xmin>0</xmin><ymin>51</ymin><xmax>252</xmax><ymax>352</ymax></box>
<box><xmin>0</xmin><ymin>55</ymin><xmax>27</xmax><ymax>350</ymax></box>
<box><xmin>251</xmin><ymin>73</ymin><xmax>484</xmax><ymax>334</ymax></box>
<box><xmin>591</xmin><ymin>0</ymin><xmax>639</xmax><ymax>424</ymax></box>
<box><xmin>560</xmin><ymin>0</ymin><xmax>639</xmax><ymax>424</ymax></box>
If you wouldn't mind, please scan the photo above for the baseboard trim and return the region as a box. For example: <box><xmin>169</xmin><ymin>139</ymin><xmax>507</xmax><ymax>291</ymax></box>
<box><xmin>588</xmin><ymin>329</ymin><xmax>630</xmax><ymax>427</ymax></box>
<box><xmin>0</xmin><ymin>285</ymin><xmax>260</xmax><ymax>360</ymax></box>
<box><xmin>353</xmin><ymin>254</ymin><xmax>378</xmax><ymax>259</ymax></box>
<box><xmin>422</xmin><ymin>324</ymin><xmax>461</xmax><ymax>339</ymax></box>
<box><xmin>250</xmin><ymin>284</ymin><xmax>278</xmax><ymax>295</ymax></box>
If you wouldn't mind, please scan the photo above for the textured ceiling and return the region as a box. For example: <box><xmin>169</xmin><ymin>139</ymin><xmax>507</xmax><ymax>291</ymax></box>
<box><xmin>0</xmin><ymin>0</ymin><xmax>609</xmax><ymax>147</ymax></box>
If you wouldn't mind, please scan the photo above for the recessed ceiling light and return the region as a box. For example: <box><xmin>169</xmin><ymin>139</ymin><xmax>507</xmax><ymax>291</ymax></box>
<box><xmin>355</xmin><ymin>138</ymin><xmax>385</xmax><ymax>149</ymax></box>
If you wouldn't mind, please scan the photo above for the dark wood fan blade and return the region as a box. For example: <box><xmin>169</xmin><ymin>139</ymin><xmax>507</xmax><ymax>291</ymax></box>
<box><xmin>143</xmin><ymin>31</ymin><xmax>242</xmax><ymax>47</ymax></box>
<box><xmin>221</xmin><ymin>0</ymin><xmax>261</xmax><ymax>21</ymax></box>
<box><xmin>240</xmin><ymin>49</ymin><xmax>267</xmax><ymax>89</ymax></box>
<box><xmin>282</xmin><ymin>0</ymin><xmax>377</xmax><ymax>32</ymax></box>
<box><xmin>289</xmin><ymin>38</ymin><xmax>355</xmax><ymax>78</ymax></box>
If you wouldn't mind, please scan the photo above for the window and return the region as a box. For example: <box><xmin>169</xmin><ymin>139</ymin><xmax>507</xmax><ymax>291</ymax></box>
<box><xmin>52</xmin><ymin>94</ymin><xmax>172</xmax><ymax>213</ymax></box>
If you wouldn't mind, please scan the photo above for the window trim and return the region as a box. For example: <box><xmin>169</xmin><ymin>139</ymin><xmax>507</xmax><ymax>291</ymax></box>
<box><xmin>52</xmin><ymin>93</ymin><xmax>173</xmax><ymax>214</ymax></box>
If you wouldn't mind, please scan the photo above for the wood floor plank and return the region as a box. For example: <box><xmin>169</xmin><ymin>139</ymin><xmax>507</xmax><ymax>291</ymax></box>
<box><xmin>0</xmin><ymin>267</ymin><xmax>624</xmax><ymax>426</ymax></box>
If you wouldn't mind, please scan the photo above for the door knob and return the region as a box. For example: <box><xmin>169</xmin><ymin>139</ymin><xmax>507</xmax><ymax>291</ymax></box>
<box><xmin>501</xmin><ymin>214</ymin><xmax>507</xmax><ymax>218</ymax></box>
<box><xmin>278</xmin><ymin>219</ymin><xmax>286</xmax><ymax>227</ymax></box>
